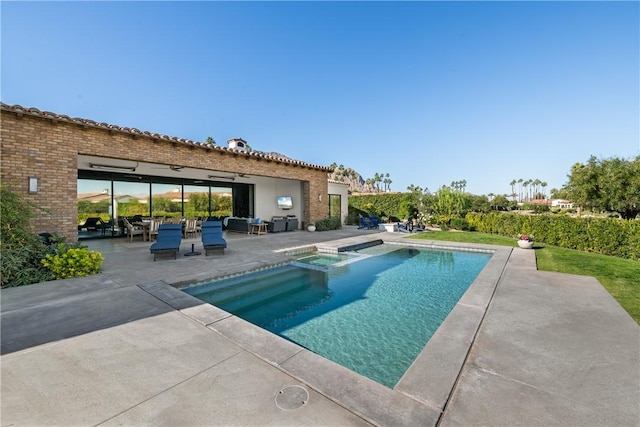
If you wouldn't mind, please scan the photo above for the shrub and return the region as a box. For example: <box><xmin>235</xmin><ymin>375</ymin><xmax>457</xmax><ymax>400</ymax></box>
<box><xmin>1</xmin><ymin>183</ymin><xmax>53</xmax><ymax>287</ymax></box>
<box><xmin>466</xmin><ymin>211</ymin><xmax>640</xmax><ymax>260</ymax></box>
<box><xmin>1</xmin><ymin>183</ymin><xmax>104</xmax><ymax>287</ymax></box>
<box><xmin>450</xmin><ymin>217</ymin><xmax>471</xmax><ymax>231</ymax></box>
<box><xmin>315</xmin><ymin>217</ymin><xmax>342</xmax><ymax>231</ymax></box>
<box><xmin>41</xmin><ymin>246</ymin><xmax>104</xmax><ymax>280</ymax></box>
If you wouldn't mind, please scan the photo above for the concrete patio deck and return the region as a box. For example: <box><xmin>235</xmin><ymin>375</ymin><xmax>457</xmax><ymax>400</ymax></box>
<box><xmin>1</xmin><ymin>227</ymin><xmax>638</xmax><ymax>426</ymax></box>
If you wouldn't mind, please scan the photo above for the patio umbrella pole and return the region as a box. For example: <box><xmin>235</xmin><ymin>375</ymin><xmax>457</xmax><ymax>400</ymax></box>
<box><xmin>184</xmin><ymin>243</ymin><xmax>201</xmax><ymax>257</ymax></box>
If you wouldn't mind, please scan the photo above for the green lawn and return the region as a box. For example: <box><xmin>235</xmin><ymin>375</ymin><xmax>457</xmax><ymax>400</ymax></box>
<box><xmin>408</xmin><ymin>230</ymin><xmax>640</xmax><ymax>325</ymax></box>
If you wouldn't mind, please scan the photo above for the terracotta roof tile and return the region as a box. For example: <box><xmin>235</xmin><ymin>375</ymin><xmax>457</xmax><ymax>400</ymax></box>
<box><xmin>1</xmin><ymin>102</ymin><xmax>331</xmax><ymax>172</ymax></box>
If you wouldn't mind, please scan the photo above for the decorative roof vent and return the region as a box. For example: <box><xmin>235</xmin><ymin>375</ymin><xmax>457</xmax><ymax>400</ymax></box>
<box><xmin>227</xmin><ymin>138</ymin><xmax>247</xmax><ymax>151</ymax></box>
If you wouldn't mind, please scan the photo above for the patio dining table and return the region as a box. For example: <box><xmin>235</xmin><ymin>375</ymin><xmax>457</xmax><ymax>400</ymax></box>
<box><xmin>133</xmin><ymin>221</ymin><xmax>151</xmax><ymax>241</ymax></box>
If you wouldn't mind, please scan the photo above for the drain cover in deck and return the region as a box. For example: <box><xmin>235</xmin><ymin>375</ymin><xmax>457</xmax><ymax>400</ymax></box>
<box><xmin>275</xmin><ymin>385</ymin><xmax>309</xmax><ymax>410</ymax></box>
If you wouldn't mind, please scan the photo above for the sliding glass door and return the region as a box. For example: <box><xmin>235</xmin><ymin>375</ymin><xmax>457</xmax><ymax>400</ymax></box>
<box><xmin>78</xmin><ymin>170</ymin><xmax>248</xmax><ymax>239</ymax></box>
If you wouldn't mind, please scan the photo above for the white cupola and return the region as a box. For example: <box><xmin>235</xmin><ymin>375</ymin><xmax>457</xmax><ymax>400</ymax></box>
<box><xmin>227</xmin><ymin>138</ymin><xmax>247</xmax><ymax>151</ymax></box>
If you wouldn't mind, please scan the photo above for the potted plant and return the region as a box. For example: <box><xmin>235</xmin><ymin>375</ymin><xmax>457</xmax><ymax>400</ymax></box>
<box><xmin>517</xmin><ymin>234</ymin><xmax>534</xmax><ymax>249</ymax></box>
<box><xmin>307</xmin><ymin>223</ymin><xmax>316</xmax><ymax>232</ymax></box>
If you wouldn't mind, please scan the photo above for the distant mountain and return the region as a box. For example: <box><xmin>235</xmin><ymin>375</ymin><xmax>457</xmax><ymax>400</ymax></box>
<box><xmin>257</xmin><ymin>151</ymin><xmax>292</xmax><ymax>160</ymax></box>
<box><xmin>328</xmin><ymin>166</ymin><xmax>376</xmax><ymax>193</ymax></box>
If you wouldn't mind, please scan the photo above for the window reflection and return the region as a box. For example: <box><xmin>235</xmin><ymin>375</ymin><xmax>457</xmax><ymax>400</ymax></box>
<box><xmin>211</xmin><ymin>186</ymin><xmax>233</xmax><ymax>218</ymax></box>
<box><xmin>184</xmin><ymin>185</ymin><xmax>209</xmax><ymax>218</ymax></box>
<box><xmin>77</xmin><ymin>179</ymin><xmax>113</xmax><ymax>239</ymax></box>
<box><xmin>78</xmin><ymin>174</ymin><xmax>239</xmax><ymax>239</ymax></box>
<box><xmin>152</xmin><ymin>183</ymin><xmax>182</xmax><ymax>219</ymax></box>
<box><xmin>329</xmin><ymin>194</ymin><xmax>341</xmax><ymax>219</ymax></box>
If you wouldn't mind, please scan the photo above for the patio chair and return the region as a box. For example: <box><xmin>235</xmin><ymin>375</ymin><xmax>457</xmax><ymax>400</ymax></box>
<box><xmin>201</xmin><ymin>221</ymin><xmax>227</xmax><ymax>256</ymax></box>
<box><xmin>148</xmin><ymin>219</ymin><xmax>162</xmax><ymax>241</ymax></box>
<box><xmin>267</xmin><ymin>217</ymin><xmax>286</xmax><ymax>233</ymax></box>
<box><xmin>123</xmin><ymin>217</ymin><xmax>144</xmax><ymax>242</ymax></box>
<box><xmin>358</xmin><ymin>214</ymin><xmax>375</xmax><ymax>230</ymax></box>
<box><xmin>285</xmin><ymin>216</ymin><xmax>298</xmax><ymax>231</ymax></box>
<box><xmin>184</xmin><ymin>218</ymin><xmax>199</xmax><ymax>238</ymax></box>
<box><xmin>149</xmin><ymin>224</ymin><xmax>182</xmax><ymax>261</ymax></box>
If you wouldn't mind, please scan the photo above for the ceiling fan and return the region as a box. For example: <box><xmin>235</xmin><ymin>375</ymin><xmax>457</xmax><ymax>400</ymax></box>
<box><xmin>151</xmin><ymin>165</ymin><xmax>184</xmax><ymax>172</ymax></box>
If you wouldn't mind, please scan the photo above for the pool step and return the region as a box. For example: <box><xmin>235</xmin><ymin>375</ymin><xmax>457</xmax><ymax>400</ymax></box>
<box><xmin>185</xmin><ymin>266</ymin><xmax>300</xmax><ymax>300</ymax></box>
<box><xmin>192</xmin><ymin>267</ymin><xmax>324</xmax><ymax>314</ymax></box>
<box><xmin>215</xmin><ymin>269</ymin><xmax>322</xmax><ymax>314</ymax></box>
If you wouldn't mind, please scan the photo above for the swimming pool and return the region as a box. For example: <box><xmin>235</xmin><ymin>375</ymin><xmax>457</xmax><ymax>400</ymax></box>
<box><xmin>182</xmin><ymin>244</ymin><xmax>491</xmax><ymax>388</ymax></box>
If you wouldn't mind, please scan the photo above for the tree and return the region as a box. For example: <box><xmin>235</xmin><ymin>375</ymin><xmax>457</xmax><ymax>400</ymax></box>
<box><xmin>384</xmin><ymin>173</ymin><xmax>391</xmax><ymax>191</ymax></box>
<box><xmin>517</xmin><ymin>178</ymin><xmax>523</xmax><ymax>202</ymax></box>
<box><xmin>563</xmin><ymin>155</ymin><xmax>640</xmax><ymax>219</ymax></box>
<box><xmin>1</xmin><ymin>183</ymin><xmax>51</xmax><ymax>287</ymax></box>
<box><xmin>492</xmin><ymin>195</ymin><xmax>511</xmax><ymax>211</ymax></box>
<box><xmin>510</xmin><ymin>180</ymin><xmax>516</xmax><ymax>201</ymax></box>
<box><xmin>407</xmin><ymin>184</ymin><xmax>423</xmax><ymax>193</ymax></box>
<box><xmin>533</xmin><ymin>179</ymin><xmax>541</xmax><ymax>199</ymax></box>
<box><xmin>433</xmin><ymin>185</ymin><xmax>468</xmax><ymax>224</ymax></box>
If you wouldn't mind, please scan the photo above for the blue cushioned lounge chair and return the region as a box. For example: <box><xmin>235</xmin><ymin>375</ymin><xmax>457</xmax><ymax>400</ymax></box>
<box><xmin>149</xmin><ymin>224</ymin><xmax>182</xmax><ymax>261</ymax></box>
<box><xmin>201</xmin><ymin>221</ymin><xmax>227</xmax><ymax>256</ymax></box>
<box><xmin>358</xmin><ymin>214</ymin><xmax>376</xmax><ymax>230</ymax></box>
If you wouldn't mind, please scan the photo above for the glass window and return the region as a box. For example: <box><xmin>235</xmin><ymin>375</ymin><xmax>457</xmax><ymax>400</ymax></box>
<box><xmin>184</xmin><ymin>184</ymin><xmax>211</xmax><ymax>219</ymax></box>
<box><xmin>77</xmin><ymin>179</ymin><xmax>113</xmax><ymax>239</ymax></box>
<box><xmin>77</xmin><ymin>171</ymin><xmax>250</xmax><ymax>238</ymax></box>
<box><xmin>211</xmin><ymin>186</ymin><xmax>233</xmax><ymax>218</ymax></box>
<box><xmin>329</xmin><ymin>194</ymin><xmax>341</xmax><ymax>219</ymax></box>
<box><xmin>151</xmin><ymin>183</ymin><xmax>182</xmax><ymax>219</ymax></box>
<box><xmin>113</xmin><ymin>180</ymin><xmax>151</xmax><ymax>226</ymax></box>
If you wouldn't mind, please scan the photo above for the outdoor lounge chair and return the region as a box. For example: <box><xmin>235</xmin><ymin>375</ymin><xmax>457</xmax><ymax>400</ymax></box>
<box><xmin>149</xmin><ymin>224</ymin><xmax>182</xmax><ymax>261</ymax></box>
<box><xmin>358</xmin><ymin>214</ymin><xmax>376</xmax><ymax>230</ymax></box>
<box><xmin>78</xmin><ymin>217</ymin><xmax>104</xmax><ymax>232</ymax></box>
<box><xmin>201</xmin><ymin>221</ymin><xmax>227</xmax><ymax>256</ymax></box>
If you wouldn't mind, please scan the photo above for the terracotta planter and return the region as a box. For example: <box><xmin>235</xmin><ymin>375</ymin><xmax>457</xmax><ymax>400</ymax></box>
<box><xmin>517</xmin><ymin>240</ymin><xmax>534</xmax><ymax>249</ymax></box>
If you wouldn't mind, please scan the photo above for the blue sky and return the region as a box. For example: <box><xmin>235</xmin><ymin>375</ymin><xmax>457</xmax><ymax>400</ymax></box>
<box><xmin>2</xmin><ymin>1</ymin><xmax>638</xmax><ymax>197</ymax></box>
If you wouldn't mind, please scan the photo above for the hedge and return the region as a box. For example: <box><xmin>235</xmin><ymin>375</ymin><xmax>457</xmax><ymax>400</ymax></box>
<box><xmin>466</xmin><ymin>212</ymin><xmax>640</xmax><ymax>260</ymax></box>
<box><xmin>348</xmin><ymin>193</ymin><xmax>416</xmax><ymax>224</ymax></box>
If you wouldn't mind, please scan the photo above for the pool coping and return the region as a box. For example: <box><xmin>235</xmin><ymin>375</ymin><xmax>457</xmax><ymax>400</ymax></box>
<box><xmin>140</xmin><ymin>238</ymin><xmax>512</xmax><ymax>426</ymax></box>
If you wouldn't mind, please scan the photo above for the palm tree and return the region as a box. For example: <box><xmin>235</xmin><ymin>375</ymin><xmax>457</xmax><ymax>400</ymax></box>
<box><xmin>407</xmin><ymin>184</ymin><xmax>423</xmax><ymax>193</ymax></box>
<box><xmin>384</xmin><ymin>177</ymin><xmax>392</xmax><ymax>192</ymax></box>
<box><xmin>541</xmin><ymin>181</ymin><xmax>548</xmax><ymax>199</ymax></box>
<box><xmin>365</xmin><ymin>178</ymin><xmax>375</xmax><ymax>192</ymax></box>
<box><xmin>522</xmin><ymin>180</ymin><xmax>530</xmax><ymax>202</ymax></box>
<box><xmin>510</xmin><ymin>180</ymin><xmax>516</xmax><ymax>201</ymax></box>
<box><xmin>533</xmin><ymin>179</ymin><xmax>541</xmax><ymax>200</ymax></box>
<box><xmin>517</xmin><ymin>179</ymin><xmax>523</xmax><ymax>202</ymax></box>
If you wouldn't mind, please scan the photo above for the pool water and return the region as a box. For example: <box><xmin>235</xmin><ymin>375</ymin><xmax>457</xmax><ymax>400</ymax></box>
<box><xmin>295</xmin><ymin>252</ymin><xmax>350</xmax><ymax>266</ymax></box>
<box><xmin>182</xmin><ymin>245</ymin><xmax>491</xmax><ymax>388</ymax></box>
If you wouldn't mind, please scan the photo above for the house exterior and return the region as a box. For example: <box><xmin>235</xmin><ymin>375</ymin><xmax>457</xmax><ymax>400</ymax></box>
<box><xmin>551</xmin><ymin>199</ymin><xmax>574</xmax><ymax>209</ymax></box>
<box><xmin>528</xmin><ymin>199</ymin><xmax>574</xmax><ymax>209</ymax></box>
<box><xmin>1</xmin><ymin>103</ymin><xmax>344</xmax><ymax>241</ymax></box>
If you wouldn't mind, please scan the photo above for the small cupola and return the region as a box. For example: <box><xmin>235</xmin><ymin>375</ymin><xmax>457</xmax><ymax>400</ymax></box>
<box><xmin>227</xmin><ymin>138</ymin><xmax>247</xmax><ymax>151</ymax></box>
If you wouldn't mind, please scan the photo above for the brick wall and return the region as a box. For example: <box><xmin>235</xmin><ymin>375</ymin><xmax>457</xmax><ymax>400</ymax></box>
<box><xmin>1</xmin><ymin>109</ymin><xmax>329</xmax><ymax>241</ymax></box>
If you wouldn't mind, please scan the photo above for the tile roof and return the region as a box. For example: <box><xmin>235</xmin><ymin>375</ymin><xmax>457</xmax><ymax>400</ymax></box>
<box><xmin>1</xmin><ymin>103</ymin><xmax>332</xmax><ymax>172</ymax></box>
